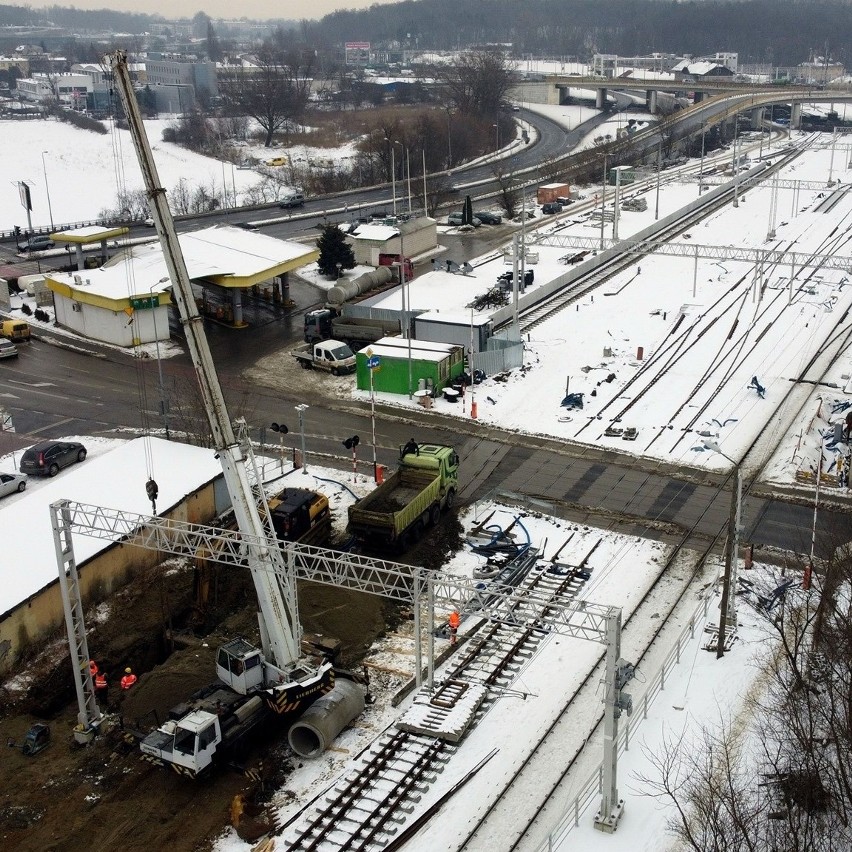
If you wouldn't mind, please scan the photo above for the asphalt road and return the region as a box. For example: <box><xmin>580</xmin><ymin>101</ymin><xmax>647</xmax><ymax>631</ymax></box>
<box><xmin>0</xmin><ymin>321</ymin><xmax>846</xmax><ymax>561</ymax></box>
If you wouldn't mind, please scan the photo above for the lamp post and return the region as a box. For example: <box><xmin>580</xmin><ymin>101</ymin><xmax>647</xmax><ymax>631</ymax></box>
<box><xmin>492</xmin><ymin>123</ymin><xmax>500</xmax><ymax>152</ymax></box>
<box><xmin>270</xmin><ymin>421</ymin><xmax>288</xmax><ymax>472</ymax></box>
<box><xmin>41</xmin><ymin>151</ymin><xmax>54</xmax><ymax>231</ymax></box>
<box><xmin>386</xmin><ymin>138</ymin><xmax>397</xmax><ymax>216</ymax></box>
<box><xmin>699</xmin><ymin>124</ymin><xmax>706</xmax><ymax>195</ymax></box>
<box><xmin>654</xmin><ymin>137</ymin><xmax>662</xmax><ymax>220</ymax></box>
<box><xmin>394</xmin><ymin>140</ymin><xmax>410</xmax><ymax>214</ymax></box>
<box><xmin>704</xmin><ymin>439</ymin><xmax>742</xmax><ymax>658</ymax></box>
<box><xmin>445</xmin><ymin>107</ymin><xmax>453</xmax><ymax>171</ymax></box>
<box><xmin>368</xmin><ymin>354</ymin><xmax>379</xmax><ymax>482</ymax></box>
<box><xmin>295</xmin><ymin>404</ymin><xmax>309</xmax><ymax>473</ymax></box>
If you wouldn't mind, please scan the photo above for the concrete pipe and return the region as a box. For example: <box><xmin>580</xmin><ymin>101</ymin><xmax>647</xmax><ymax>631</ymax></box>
<box><xmin>288</xmin><ymin>679</ymin><xmax>365</xmax><ymax>758</ymax></box>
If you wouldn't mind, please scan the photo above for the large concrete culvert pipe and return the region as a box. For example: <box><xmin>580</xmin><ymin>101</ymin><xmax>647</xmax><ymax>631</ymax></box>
<box><xmin>326</xmin><ymin>266</ymin><xmax>393</xmax><ymax>310</ymax></box>
<box><xmin>288</xmin><ymin>679</ymin><xmax>366</xmax><ymax>758</ymax></box>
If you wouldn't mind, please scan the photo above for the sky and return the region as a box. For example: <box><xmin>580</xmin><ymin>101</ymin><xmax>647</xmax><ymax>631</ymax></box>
<box><xmin>2</xmin><ymin>95</ymin><xmax>850</xmax><ymax>851</ymax></box>
<box><xmin>30</xmin><ymin>0</ymin><xmax>391</xmax><ymax>21</ymax></box>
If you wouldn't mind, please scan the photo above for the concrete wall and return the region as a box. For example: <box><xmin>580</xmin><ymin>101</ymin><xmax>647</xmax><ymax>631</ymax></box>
<box><xmin>0</xmin><ymin>478</ymin><xmax>219</xmax><ymax>675</ymax></box>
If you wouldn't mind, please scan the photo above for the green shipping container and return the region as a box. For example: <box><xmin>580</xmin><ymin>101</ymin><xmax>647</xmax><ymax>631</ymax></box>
<box><xmin>356</xmin><ymin>338</ymin><xmax>465</xmax><ymax>396</ymax></box>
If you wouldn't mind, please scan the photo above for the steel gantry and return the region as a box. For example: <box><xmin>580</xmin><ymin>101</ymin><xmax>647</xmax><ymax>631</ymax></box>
<box><xmin>51</xmin><ymin>497</ymin><xmax>634</xmax><ymax>831</ymax></box>
<box><xmin>528</xmin><ymin>231</ymin><xmax>852</xmax><ymax>273</ymax></box>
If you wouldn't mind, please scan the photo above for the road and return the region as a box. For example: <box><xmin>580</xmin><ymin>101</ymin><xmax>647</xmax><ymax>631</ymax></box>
<box><xmin>0</xmin><ymin>324</ymin><xmax>844</xmax><ymax>561</ymax></box>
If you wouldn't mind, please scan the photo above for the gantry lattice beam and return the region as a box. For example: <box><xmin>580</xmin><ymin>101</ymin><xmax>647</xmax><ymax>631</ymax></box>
<box><xmin>528</xmin><ymin>233</ymin><xmax>852</xmax><ymax>272</ymax></box>
<box><xmin>54</xmin><ymin>500</ymin><xmax>619</xmax><ymax>644</ymax></box>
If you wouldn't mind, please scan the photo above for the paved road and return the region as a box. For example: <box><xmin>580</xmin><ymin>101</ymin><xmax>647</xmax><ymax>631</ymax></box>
<box><xmin>1</xmin><ymin>328</ymin><xmax>845</xmax><ymax>561</ymax></box>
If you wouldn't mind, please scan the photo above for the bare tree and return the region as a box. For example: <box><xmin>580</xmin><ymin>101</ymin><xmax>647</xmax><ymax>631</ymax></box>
<box><xmin>492</xmin><ymin>164</ymin><xmax>521</xmax><ymax>219</ymax></box>
<box><xmin>219</xmin><ymin>41</ymin><xmax>313</xmax><ymax>147</ymax></box>
<box><xmin>432</xmin><ymin>49</ymin><xmax>515</xmax><ymax>118</ymax></box>
<box><xmin>637</xmin><ymin>552</ymin><xmax>852</xmax><ymax>852</ymax></box>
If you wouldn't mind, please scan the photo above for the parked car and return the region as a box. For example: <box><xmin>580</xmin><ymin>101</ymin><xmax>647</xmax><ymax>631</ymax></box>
<box><xmin>447</xmin><ymin>213</ymin><xmax>481</xmax><ymax>227</ymax></box>
<box><xmin>143</xmin><ymin>216</ymin><xmax>155</xmax><ymax>227</ymax></box>
<box><xmin>265</xmin><ymin>157</ymin><xmax>287</xmax><ymax>167</ymax></box>
<box><xmin>19</xmin><ymin>441</ymin><xmax>87</xmax><ymax>477</ymax></box>
<box><xmin>0</xmin><ymin>339</ymin><xmax>18</xmax><ymax>359</ymax></box>
<box><xmin>0</xmin><ymin>471</ymin><xmax>26</xmax><ymax>498</ymax></box>
<box><xmin>474</xmin><ymin>210</ymin><xmax>502</xmax><ymax>225</ymax></box>
<box><xmin>541</xmin><ymin>201</ymin><xmax>563</xmax><ymax>215</ymax></box>
<box><xmin>25</xmin><ymin>235</ymin><xmax>54</xmax><ymax>252</ymax></box>
<box><xmin>234</xmin><ymin>222</ymin><xmax>259</xmax><ymax>231</ymax></box>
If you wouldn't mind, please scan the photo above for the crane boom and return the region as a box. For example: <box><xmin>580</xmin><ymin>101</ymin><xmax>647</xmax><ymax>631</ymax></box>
<box><xmin>108</xmin><ymin>50</ymin><xmax>300</xmax><ymax>670</ymax></box>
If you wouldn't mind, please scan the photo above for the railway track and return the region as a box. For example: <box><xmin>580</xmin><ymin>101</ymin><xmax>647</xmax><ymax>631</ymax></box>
<box><xmin>513</xmin><ymin>138</ymin><xmax>813</xmax><ymax>336</ymax></box>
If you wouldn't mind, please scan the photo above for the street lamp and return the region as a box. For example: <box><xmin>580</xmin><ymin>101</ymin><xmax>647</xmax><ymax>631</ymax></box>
<box><xmin>385</xmin><ymin>137</ymin><xmax>397</xmax><ymax>216</ymax></box>
<box><xmin>270</xmin><ymin>421</ymin><xmax>288</xmax><ymax>472</ymax></box>
<box><xmin>41</xmin><ymin>151</ymin><xmax>54</xmax><ymax>231</ymax></box>
<box><xmin>445</xmin><ymin>107</ymin><xmax>453</xmax><ymax>171</ymax></box>
<box><xmin>394</xmin><ymin>140</ymin><xmax>410</xmax><ymax>214</ymax></box>
<box><xmin>704</xmin><ymin>439</ymin><xmax>742</xmax><ymax>658</ymax></box>
<box><xmin>295</xmin><ymin>404</ymin><xmax>309</xmax><ymax>473</ymax></box>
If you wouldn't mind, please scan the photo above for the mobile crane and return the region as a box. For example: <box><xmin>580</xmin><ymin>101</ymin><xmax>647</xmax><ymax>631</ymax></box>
<box><xmin>108</xmin><ymin>51</ymin><xmax>334</xmax><ymax>775</ymax></box>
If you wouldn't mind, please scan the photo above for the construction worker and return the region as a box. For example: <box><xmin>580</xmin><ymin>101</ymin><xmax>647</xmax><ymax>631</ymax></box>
<box><xmin>88</xmin><ymin>659</ymin><xmax>99</xmax><ymax>679</ymax></box>
<box><xmin>120</xmin><ymin>667</ymin><xmax>138</xmax><ymax>690</ymax></box>
<box><xmin>94</xmin><ymin>670</ymin><xmax>108</xmax><ymax>703</ymax></box>
<box><xmin>448</xmin><ymin>610</ymin><xmax>461</xmax><ymax>645</ymax></box>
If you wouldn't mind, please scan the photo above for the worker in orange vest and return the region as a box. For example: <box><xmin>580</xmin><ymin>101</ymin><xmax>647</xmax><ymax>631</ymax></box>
<box><xmin>89</xmin><ymin>659</ymin><xmax>99</xmax><ymax>679</ymax></box>
<box><xmin>94</xmin><ymin>670</ymin><xmax>108</xmax><ymax>703</ymax></box>
<box><xmin>120</xmin><ymin>667</ymin><xmax>138</xmax><ymax>690</ymax></box>
<box><xmin>448</xmin><ymin>610</ymin><xmax>461</xmax><ymax>645</ymax></box>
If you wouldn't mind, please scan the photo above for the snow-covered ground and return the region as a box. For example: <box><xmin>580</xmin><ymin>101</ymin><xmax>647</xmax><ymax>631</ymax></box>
<box><xmin>1</xmin><ymin>103</ymin><xmax>850</xmax><ymax>851</ymax></box>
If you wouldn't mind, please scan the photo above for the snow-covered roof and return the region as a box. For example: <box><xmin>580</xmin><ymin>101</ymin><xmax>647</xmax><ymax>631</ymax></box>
<box><xmin>0</xmin><ymin>437</ymin><xmax>222</xmax><ymax>615</ymax></box>
<box><xmin>416</xmin><ymin>310</ymin><xmax>492</xmax><ymax>327</ymax></box>
<box><xmin>52</xmin><ymin>225</ymin><xmax>129</xmax><ymax>243</ymax></box>
<box><xmin>46</xmin><ymin>226</ymin><xmax>319</xmax><ymax>303</ymax></box>
<box><xmin>347</xmin><ymin>223</ymin><xmax>399</xmax><ymax>241</ymax></box>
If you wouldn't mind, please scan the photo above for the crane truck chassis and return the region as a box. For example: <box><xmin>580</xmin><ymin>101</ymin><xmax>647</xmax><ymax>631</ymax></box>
<box><xmin>139</xmin><ymin>638</ymin><xmax>333</xmax><ymax>777</ymax></box>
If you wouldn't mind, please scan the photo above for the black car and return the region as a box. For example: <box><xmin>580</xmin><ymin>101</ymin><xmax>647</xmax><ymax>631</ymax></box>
<box><xmin>474</xmin><ymin>210</ymin><xmax>502</xmax><ymax>225</ymax></box>
<box><xmin>20</xmin><ymin>441</ymin><xmax>87</xmax><ymax>477</ymax></box>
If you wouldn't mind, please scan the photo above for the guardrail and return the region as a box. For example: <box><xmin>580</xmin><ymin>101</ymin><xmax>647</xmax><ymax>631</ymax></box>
<box><xmin>533</xmin><ymin>587</ymin><xmax>715</xmax><ymax>851</ymax></box>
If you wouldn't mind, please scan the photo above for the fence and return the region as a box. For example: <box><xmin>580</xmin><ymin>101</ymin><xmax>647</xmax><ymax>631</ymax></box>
<box><xmin>470</xmin><ymin>328</ymin><xmax>524</xmax><ymax>375</ymax></box>
<box><xmin>534</xmin><ymin>588</ymin><xmax>714</xmax><ymax>851</ymax></box>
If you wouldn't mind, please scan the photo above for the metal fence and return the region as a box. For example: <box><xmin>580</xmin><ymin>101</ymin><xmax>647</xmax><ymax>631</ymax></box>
<box><xmin>534</xmin><ymin>588</ymin><xmax>714</xmax><ymax>851</ymax></box>
<box><xmin>470</xmin><ymin>328</ymin><xmax>524</xmax><ymax>375</ymax></box>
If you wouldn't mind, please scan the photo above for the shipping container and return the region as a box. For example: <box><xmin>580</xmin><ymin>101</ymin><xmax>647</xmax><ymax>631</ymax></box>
<box><xmin>537</xmin><ymin>183</ymin><xmax>571</xmax><ymax>204</ymax></box>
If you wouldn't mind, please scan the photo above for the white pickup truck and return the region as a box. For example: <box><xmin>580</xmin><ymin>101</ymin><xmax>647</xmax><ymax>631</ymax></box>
<box><xmin>292</xmin><ymin>340</ymin><xmax>357</xmax><ymax>375</ymax></box>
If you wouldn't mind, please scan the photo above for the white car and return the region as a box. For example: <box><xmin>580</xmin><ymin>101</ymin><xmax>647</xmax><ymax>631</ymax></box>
<box><xmin>0</xmin><ymin>471</ymin><xmax>26</xmax><ymax>498</ymax></box>
<box><xmin>144</xmin><ymin>216</ymin><xmax>155</xmax><ymax>227</ymax></box>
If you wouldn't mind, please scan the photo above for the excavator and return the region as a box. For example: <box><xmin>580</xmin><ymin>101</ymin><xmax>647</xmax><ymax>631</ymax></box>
<box><xmin>108</xmin><ymin>51</ymin><xmax>336</xmax><ymax>776</ymax></box>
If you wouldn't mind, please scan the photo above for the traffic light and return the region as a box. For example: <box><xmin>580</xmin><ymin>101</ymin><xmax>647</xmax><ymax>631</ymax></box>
<box><xmin>270</xmin><ymin>422</ymin><xmax>288</xmax><ymax>434</ymax></box>
<box><xmin>343</xmin><ymin>435</ymin><xmax>360</xmax><ymax>450</ymax></box>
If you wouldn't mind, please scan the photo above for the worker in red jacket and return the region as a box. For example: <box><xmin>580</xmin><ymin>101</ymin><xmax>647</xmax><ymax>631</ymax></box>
<box><xmin>89</xmin><ymin>659</ymin><xmax>99</xmax><ymax>679</ymax></box>
<box><xmin>120</xmin><ymin>667</ymin><xmax>138</xmax><ymax>690</ymax></box>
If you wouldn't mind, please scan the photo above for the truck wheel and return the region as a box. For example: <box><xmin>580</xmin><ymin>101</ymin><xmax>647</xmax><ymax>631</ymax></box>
<box><xmin>429</xmin><ymin>504</ymin><xmax>441</xmax><ymax>526</ymax></box>
<box><xmin>301</xmin><ymin>360</ymin><xmax>312</xmax><ymax>370</ymax></box>
<box><xmin>445</xmin><ymin>489</ymin><xmax>456</xmax><ymax>510</ymax></box>
<box><xmin>332</xmin><ymin>367</ymin><xmax>340</xmax><ymax>376</ymax></box>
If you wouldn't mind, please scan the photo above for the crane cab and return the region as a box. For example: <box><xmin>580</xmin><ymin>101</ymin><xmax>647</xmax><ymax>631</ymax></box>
<box><xmin>216</xmin><ymin>637</ymin><xmax>265</xmax><ymax>694</ymax></box>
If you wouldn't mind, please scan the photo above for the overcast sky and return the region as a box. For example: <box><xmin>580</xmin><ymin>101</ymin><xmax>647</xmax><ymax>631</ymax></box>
<box><xmin>38</xmin><ymin>0</ymin><xmax>393</xmax><ymax>21</ymax></box>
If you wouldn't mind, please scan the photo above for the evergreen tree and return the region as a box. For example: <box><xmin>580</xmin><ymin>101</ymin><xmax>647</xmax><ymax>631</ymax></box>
<box><xmin>316</xmin><ymin>224</ymin><xmax>355</xmax><ymax>278</ymax></box>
